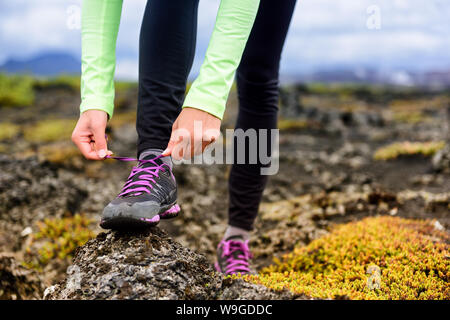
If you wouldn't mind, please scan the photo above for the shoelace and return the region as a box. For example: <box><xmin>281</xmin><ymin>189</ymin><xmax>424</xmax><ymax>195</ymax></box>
<box><xmin>105</xmin><ymin>155</ymin><xmax>167</xmax><ymax>197</ymax></box>
<box><xmin>219</xmin><ymin>239</ymin><xmax>253</xmax><ymax>274</ymax></box>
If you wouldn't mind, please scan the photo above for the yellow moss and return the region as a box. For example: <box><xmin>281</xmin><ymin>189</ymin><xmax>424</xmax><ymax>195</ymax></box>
<box><xmin>278</xmin><ymin>119</ymin><xmax>322</xmax><ymax>131</ymax></box>
<box><xmin>388</xmin><ymin>96</ymin><xmax>449</xmax><ymax>124</ymax></box>
<box><xmin>373</xmin><ymin>141</ymin><xmax>445</xmax><ymax>161</ymax></box>
<box><xmin>23</xmin><ymin>119</ymin><xmax>77</xmax><ymax>143</ymax></box>
<box><xmin>392</xmin><ymin>111</ymin><xmax>431</xmax><ymax>124</ymax></box>
<box><xmin>0</xmin><ymin>122</ymin><xmax>21</xmax><ymax>140</ymax></box>
<box><xmin>24</xmin><ymin>214</ymin><xmax>96</xmax><ymax>268</ymax></box>
<box><xmin>278</xmin><ymin>119</ymin><xmax>309</xmax><ymax>131</ymax></box>
<box><xmin>389</xmin><ymin>96</ymin><xmax>449</xmax><ymax>113</ymax></box>
<box><xmin>244</xmin><ymin>216</ymin><xmax>449</xmax><ymax>300</ymax></box>
<box><xmin>38</xmin><ymin>143</ymin><xmax>83</xmax><ymax>166</ymax></box>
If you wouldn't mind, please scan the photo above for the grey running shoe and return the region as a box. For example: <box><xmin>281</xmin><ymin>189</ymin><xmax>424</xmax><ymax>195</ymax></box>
<box><xmin>215</xmin><ymin>235</ymin><xmax>253</xmax><ymax>275</ymax></box>
<box><xmin>100</xmin><ymin>154</ymin><xmax>179</xmax><ymax>230</ymax></box>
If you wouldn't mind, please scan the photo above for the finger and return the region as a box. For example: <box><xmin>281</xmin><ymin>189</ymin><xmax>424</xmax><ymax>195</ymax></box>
<box><xmin>192</xmin><ymin>137</ymin><xmax>203</xmax><ymax>156</ymax></box>
<box><xmin>167</xmin><ymin>127</ymin><xmax>190</xmax><ymax>160</ymax></box>
<box><xmin>183</xmin><ymin>138</ymin><xmax>192</xmax><ymax>160</ymax></box>
<box><xmin>72</xmin><ymin>134</ymin><xmax>102</xmax><ymax>160</ymax></box>
<box><xmin>171</xmin><ymin>140</ymin><xmax>185</xmax><ymax>161</ymax></box>
<box><xmin>162</xmin><ymin>139</ymin><xmax>176</xmax><ymax>157</ymax></box>
<box><xmin>200</xmin><ymin>128</ymin><xmax>220</xmax><ymax>153</ymax></box>
<box><xmin>92</xmin><ymin>126</ymin><xmax>108</xmax><ymax>158</ymax></box>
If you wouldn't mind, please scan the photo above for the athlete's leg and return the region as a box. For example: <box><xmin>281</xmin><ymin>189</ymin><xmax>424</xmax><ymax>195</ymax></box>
<box><xmin>216</xmin><ymin>0</ymin><xmax>297</xmax><ymax>275</ymax></box>
<box><xmin>228</xmin><ymin>0</ymin><xmax>297</xmax><ymax>232</ymax></box>
<box><xmin>137</xmin><ymin>0</ymin><xmax>199</xmax><ymax>157</ymax></box>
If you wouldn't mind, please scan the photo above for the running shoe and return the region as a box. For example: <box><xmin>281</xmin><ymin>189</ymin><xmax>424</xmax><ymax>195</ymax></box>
<box><xmin>215</xmin><ymin>235</ymin><xmax>253</xmax><ymax>275</ymax></box>
<box><xmin>100</xmin><ymin>154</ymin><xmax>179</xmax><ymax>230</ymax></box>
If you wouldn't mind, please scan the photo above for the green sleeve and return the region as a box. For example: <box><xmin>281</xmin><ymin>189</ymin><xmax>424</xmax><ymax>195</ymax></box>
<box><xmin>183</xmin><ymin>0</ymin><xmax>260</xmax><ymax>120</ymax></box>
<box><xmin>80</xmin><ymin>0</ymin><xmax>123</xmax><ymax>119</ymax></box>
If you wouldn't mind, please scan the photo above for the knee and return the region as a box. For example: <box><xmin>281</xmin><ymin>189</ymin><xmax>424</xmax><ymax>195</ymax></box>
<box><xmin>236</xmin><ymin>68</ymin><xmax>280</xmax><ymax>114</ymax></box>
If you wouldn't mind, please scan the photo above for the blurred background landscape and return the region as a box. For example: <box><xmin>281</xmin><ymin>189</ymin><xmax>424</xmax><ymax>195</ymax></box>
<box><xmin>0</xmin><ymin>0</ymin><xmax>448</xmax><ymax>300</ymax></box>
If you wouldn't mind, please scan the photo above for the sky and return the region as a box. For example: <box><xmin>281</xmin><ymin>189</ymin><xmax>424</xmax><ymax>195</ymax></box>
<box><xmin>0</xmin><ymin>0</ymin><xmax>449</xmax><ymax>80</ymax></box>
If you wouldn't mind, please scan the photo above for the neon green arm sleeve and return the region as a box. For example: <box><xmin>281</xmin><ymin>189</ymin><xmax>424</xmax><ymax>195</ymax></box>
<box><xmin>183</xmin><ymin>0</ymin><xmax>260</xmax><ymax>120</ymax></box>
<box><xmin>80</xmin><ymin>0</ymin><xmax>123</xmax><ymax>119</ymax></box>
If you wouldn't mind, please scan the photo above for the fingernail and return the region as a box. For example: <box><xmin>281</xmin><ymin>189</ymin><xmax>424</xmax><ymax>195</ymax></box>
<box><xmin>162</xmin><ymin>149</ymin><xmax>168</xmax><ymax>155</ymax></box>
<box><xmin>98</xmin><ymin>149</ymin><xmax>107</xmax><ymax>158</ymax></box>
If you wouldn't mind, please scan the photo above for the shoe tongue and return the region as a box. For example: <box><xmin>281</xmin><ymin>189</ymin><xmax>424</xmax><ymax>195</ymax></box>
<box><xmin>225</xmin><ymin>235</ymin><xmax>245</xmax><ymax>242</ymax></box>
<box><xmin>224</xmin><ymin>235</ymin><xmax>247</xmax><ymax>261</ymax></box>
<box><xmin>139</xmin><ymin>155</ymin><xmax>164</xmax><ymax>167</ymax></box>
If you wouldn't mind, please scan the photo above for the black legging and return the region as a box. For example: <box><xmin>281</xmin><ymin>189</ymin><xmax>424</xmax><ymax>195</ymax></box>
<box><xmin>137</xmin><ymin>0</ymin><xmax>297</xmax><ymax>231</ymax></box>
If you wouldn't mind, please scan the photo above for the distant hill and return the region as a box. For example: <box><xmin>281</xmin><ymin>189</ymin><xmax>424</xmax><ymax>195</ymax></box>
<box><xmin>0</xmin><ymin>52</ymin><xmax>80</xmax><ymax>76</ymax></box>
<box><xmin>1</xmin><ymin>51</ymin><xmax>449</xmax><ymax>89</ymax></box>
<box><xmin>281</xmin><ymin>67</ymin><xmax>450</xmax><ymax>89</ymax></box>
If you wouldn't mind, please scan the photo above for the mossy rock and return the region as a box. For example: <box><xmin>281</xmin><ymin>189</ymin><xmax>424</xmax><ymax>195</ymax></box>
<box><xmin>244</xmin><ymin>216</ymin><xmax>449</xmax><ymax>300</ymax></box>
<box><xmin>24</xmin><ymin>214</ymin><xmax>96</xmax><ymax>270</ymax></box>
<box><xmin>374</xmin><ymin>141</ymin><xmax>445</xmax><ymax>161</ymax></box>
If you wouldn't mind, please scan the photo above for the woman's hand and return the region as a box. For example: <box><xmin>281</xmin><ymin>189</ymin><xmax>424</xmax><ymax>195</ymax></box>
<box><xmin>163</xmin><ymin>107</ymin><xmax>221</xmax><ymax>160</ymax></box>
<box><xmin>71</xmin><ymin>110</ymin><xmax>113</xmax><ymax>160</ymax></box>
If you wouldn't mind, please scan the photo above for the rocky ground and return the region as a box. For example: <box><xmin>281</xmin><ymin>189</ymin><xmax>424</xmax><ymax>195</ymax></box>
<box><xmin>0</xmin><ymin>83</ymin><xmax>448</xmax><ymax>299</ymax></box>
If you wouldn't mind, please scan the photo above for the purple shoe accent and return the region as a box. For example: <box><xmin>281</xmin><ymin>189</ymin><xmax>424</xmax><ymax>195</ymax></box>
<box><xmin>105</xmin><ymin>155</ymin><xmax>169</xmax><ymax>197</ymax></box>
<box><xmin>159</xmin><ymin>204</ymin><xmax>180</xmax><ymax>218</ymax></box>
<box><xmin>140</xmin><ymin>214</ymin><xmax>160</xmax><ymax>223</ymax></box>
<box><xmin>216</xmin><ymin>239</ymin><xmax>252</xmax><ymax>275</ymax></box>
<box><xmin>106</xmin><ymin>155</ymin><xmax>168</xmax><ymax>197</ymax></box>
<box><xmin>214</xmin><ymin>261</ymin><xmax>222</xmax><ymax>273</ymax></box>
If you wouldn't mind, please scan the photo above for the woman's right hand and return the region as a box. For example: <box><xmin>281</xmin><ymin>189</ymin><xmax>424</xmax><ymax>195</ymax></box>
<box><xmin>71</xmin><ymin>109</ymin><xmax>113</xmax><ymax>160</ymax></box>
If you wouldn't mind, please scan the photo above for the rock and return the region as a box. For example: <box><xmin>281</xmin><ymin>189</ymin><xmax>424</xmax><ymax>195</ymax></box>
<box><xmin>45</xmin><ymin>227</ymin><xmax>221</xmax><ymax>300</ymax></box>
<box><xmin>0</xmin><ymin>155</ymin><xmax>88</xmax><ymax>226</ymax></box>
<box><xmin>432</xmin><ymin>144</ymin><xmax>450</xmax><ymax>173</ymax></box>
<box><xmin>0</xmin><ymin>254</ymin><xmax>44</xmax><ymax>300</ymax></box>
<box><xmin>279</xmin><ymin>86</ymin><xmax>304</xmax><ymax>118</ymax></box>
<box><xmin>45</xmin><ymin>227</ymin><xmax>294</xmax><ymax>300</ymax></box>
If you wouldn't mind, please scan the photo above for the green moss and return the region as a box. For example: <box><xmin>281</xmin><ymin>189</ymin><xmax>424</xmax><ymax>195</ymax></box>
<box><xmin>0</xmin><ymin>122</ymin><xmax>21</xmax><ymax>140</ymax></box>
<box><xmin>373</xmin><ymin>141</ymin><xmax>445</xmax><ymax>161</ymax></box>
<box><xmin>24</xmin><ymin>214</ymin><xmax>95</xmax><ymax>269</ymax></box>
<box><xmin>34</xmin><ymin>75</ymin><xmax>81</xmax><ymax>91</ymax></box>
<box><xmin>0</xmin><ymin>73</ymin><xmax>35</xmax><ymax>107</ymax></box>
<box><xmin>23</xmin><ymin>119</ymin><xmax>77</xmax><ymax>143</ymax></box>
<box><xmin>35</xmin><ymin>75</ymin><xmax>137</xmax><ymax>95</ymax></box>
<box><xmin>244</xmin><ymin>216</ymin><xmax>449</xmax><ymax>300</ymax></box>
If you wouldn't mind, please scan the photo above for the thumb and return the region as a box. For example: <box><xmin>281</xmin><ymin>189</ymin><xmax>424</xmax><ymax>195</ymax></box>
<box><xmin>162</xmin><ymin>121</ymin><xmax>179</xmax><ymax>156</ymax></box>
<box><xmin>162</xmin><ymin>139</ymin><xmax>176</xmax><ymax>156</ymax></box>
<box><xmin>92</xmin><ymin>126</ymin><xmax>108</xmax><ymax>158</ymax></box>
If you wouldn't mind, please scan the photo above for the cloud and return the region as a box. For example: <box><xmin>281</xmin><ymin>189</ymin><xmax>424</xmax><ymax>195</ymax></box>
<box><xmin>0</xmin><ymin>0</ymin><xmax>449</xmax><ymax>79</ymax></box>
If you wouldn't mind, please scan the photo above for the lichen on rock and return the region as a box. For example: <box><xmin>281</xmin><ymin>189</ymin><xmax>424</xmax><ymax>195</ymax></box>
<box><xmin>45</xmin><ymin>227</ymin><xmax>299</xmax><ymax>300</ymax></box>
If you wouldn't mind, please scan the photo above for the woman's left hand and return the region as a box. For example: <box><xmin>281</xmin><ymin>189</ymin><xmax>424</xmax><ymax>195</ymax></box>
<box><xmin>162</xmin><ymin>107</ymin><xmax>221</xmax><ymax>160</ymax></box>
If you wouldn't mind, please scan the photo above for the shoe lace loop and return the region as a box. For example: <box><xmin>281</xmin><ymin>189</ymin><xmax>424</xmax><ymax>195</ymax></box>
<box><xmin>106</xmin><ymin>155</ymin><xmax>167</xmax><ymax>197</ymax></box>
